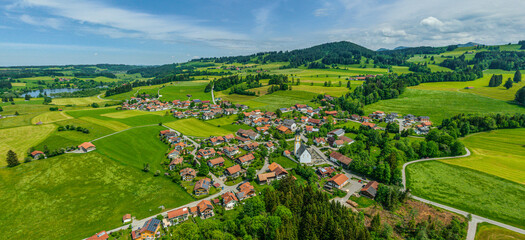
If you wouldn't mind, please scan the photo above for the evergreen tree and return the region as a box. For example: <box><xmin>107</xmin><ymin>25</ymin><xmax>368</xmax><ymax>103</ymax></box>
<box><xmin>516</xmin><ymin>86</ymin><xmax>525</xmax><ymax>105</ymax></box>
<box><xmin>24</xmin><ymin>94</ymin><xmax>31</xmax><ymax>100</ymax></box>
<box><xmin>6</xmin><ymin>150</ymin><xmax>20</xmax><ymax>167</ymax></box>
<box><xmin>370</xmin><ymin>214</ymin><xmax>381</xmax><ymax>232</ymax></box>
<box><xmin>0</xmin><ymin>106</ymin><xmax>3</xmax><ymax>112</ymax></box>
<box><xmin>504</xmin><ymin>78</ymin><xmax>513</xmax><ymax>89</ymax></box>
<box><xmin>514</xmin><ymin>70</ymin><xmax>522</xmax><ymax>83</ymax></box>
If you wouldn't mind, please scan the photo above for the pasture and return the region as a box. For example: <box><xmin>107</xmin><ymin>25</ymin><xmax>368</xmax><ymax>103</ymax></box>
<box><xmin>51</xmin><ymin>96</ymin><xmax>112</xmax><ymax>106</ymax></box>
<box><xmin>79</xmin><ymin>116</ymin><xmax>130</xmax><ymax>131</ymax></box>
<box><xmin>410</xmin><ymin>73</ymin><xmax>525</xmax><ymax>101</ymax></box>
<box><xmin>35</xmin><ymin>118</ymin><xmax>116</xmax><ymax>151</ymax></box>
<box><xmin>406</xmin><ymin>161</ymin><xmax>525</xmax><ymax>229</ymax></box>
<box><xmin>240</xmin><ymin>90</ymin><xmax>318</xmax><ymax>111</ymax></box>
<box><xmin>0</xmin><ymin>102</ymin><xmax>53</xmax><ymax>129</ymax></box>
<box><xmin>31</xmin><ymin>111</ymin><xmax>72</xmax><ymax>124</ymax></box>
<box><xmin>475</xmin><ymin>223</ymin><xmax>525</xmax><ymax>240</ymax></box>
<box><xmin>0</xmin><ymin>152</ymin><xmax>193</xmax><ymax>239</ymax></box>
<box><xmin>165</xmin><ymin>118</ymin><xmax>234</xmax><ymax>137</ymax></box>
<box><xmin>0</xmin><ymin>124</ymin><xmax>56</xmax><ymax>166</ymax></box>
<box><xmin>100</xmin><ymin>110</ymin><xmax>167</xmax><ymax>119</ymax></box>
<box><xmin>95</xmin><ymin>125</ymin><xmax>169</xmax><ymax>172</ymax></box>
<box><xmin>443</xmin><ymin>129</ymin><xmax>525</xmax><ymax>184</ymax></box>
<box><xmin>159</xmin><ymin>81</ymin><xmax>211</xmax><ymax>101</ymax></box>
<box><xmin>364</xmin><ymin>89</ymin><xmax>525</xmax><ymax>124</ymax></box>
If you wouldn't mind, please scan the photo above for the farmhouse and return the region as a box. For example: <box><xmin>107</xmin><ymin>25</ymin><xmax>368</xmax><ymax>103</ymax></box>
<box><xmin>325</xmin><ymin>173</ymin><xmax>349</xmax><ymax>190</ymax></box>
<box><xmin>257</xmin><ymin>172</ymin><xmax>276</xmax><ymax>184</ymax></box>
<box><xmin>268</xmin><ymin>162</ymin><xmax>288</xmax><ymax>179</ymax></box>
<box><xmin>131</xmin><ymin>218</ymin><xmax>160</xmax><ymax>240</ymax></box>
<box><xmin>329</xmin><ymin>151</ymin><xmax>352</xmax><ymax>167</ymax></box>
<box><xmin>180</xmin><ymin>168</ymin><xmax>196</xmax><ymax>181</ymax></box>
<box><xmin>361</xmin><ymin>181</ymin><xmax>379</xmax><ymax>199</ymax></box>
<box><xmin>194</xmin><ymin>178</ymin><xmax>212</xmax><ymax>196</ymax></box>
<box><xmin>78</xmin><ymin>142</ymin><xmax>96</xmax><ymax>153</ymax></box>
<box><xmin>276</xmin><ymin>125</ymin><xmax>292</xmax><ymax>134</ymax></box>
<box><xmin>31</xmin><ymin>150</ymin><xmax>45</xmax><ymax>159</ymax></box>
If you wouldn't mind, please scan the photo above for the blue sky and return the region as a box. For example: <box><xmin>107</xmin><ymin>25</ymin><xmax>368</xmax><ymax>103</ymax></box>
<box><xmin>0</xmin><ymin>0</ymin><xmax>524</xmax><ymax>66</ymax></box>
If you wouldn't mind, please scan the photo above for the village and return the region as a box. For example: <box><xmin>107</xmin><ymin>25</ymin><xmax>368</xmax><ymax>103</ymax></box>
<box><xmin>82</xmin><ymin>94</ymin><xmax>436</xmax><ymax>240</ymax></box>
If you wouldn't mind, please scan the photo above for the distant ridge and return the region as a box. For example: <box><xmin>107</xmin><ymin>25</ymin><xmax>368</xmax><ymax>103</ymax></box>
<box><xmin>457</xmin><ymin>42</ymin><xmax>481</xmax><ymax>47</ymax></box>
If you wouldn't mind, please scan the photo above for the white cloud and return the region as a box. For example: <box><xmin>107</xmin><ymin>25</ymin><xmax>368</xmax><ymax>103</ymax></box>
<box><xmin>420</xmin><ymin>17</ymin><xmax>444</xmax><ymax>31</ymax></box>
<box><xmin>9</xmin><ymin>0</ymin><xmax>248</xmax><ymax>48</ymax></box>
<box><xmin>19</xmin><ymin>14</ymin><xmax>62</xmax><ymax>29</ymax></box>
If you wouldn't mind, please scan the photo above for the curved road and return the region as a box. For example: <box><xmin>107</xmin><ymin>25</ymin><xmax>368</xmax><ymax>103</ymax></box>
<box><xmin>402</xmin><ymin>148</ymin><xmax>525</xmax><ymax>239</ymax></box>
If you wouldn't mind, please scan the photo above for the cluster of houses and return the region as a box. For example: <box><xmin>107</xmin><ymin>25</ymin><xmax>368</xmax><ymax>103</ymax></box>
<box><xmin>121</xmin><ymin>97</ymin><xmax>250</xmax><ymax>121</ymax></box>
<box><xmin>350</xmin><ymin>111</ymin><xmax>433</xmax><ymax>135</ymax></box>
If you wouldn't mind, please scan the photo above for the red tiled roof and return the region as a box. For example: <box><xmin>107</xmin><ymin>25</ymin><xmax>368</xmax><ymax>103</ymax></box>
<box><xmin>167</xmin><ymin>207</ymin><xmax>189</xmax><ymax>219</ymax></box>
<box><xmin>328</xmin><ymin>174</ymin><xmax>349</xmax><ymax>186</ymax></box>
<box><xmin>226</xmin><ymin>165</ymin><xmax>241</xmax><ymax>175</ymax></box>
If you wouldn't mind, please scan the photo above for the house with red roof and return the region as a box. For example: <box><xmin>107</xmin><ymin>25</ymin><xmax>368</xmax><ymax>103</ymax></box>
<box><xmin>169</xmin><ymin>157</ymin><xmax>184</xmax><ymax>170</ymax></box>
<box><xmin>167</xmin><ymin>207</ymin><xmax>190</xmax><ymax>225</ymax></box>
<box><xmin>180</xmin><ymin>168</ymin><xmax>196</xmax><ymax>181</ymax></box>
<box><xmin>87</xmin><ymin>231</ymin><xmax>109</xmax><ymax>240</ymax></box>
<box><xmin>78</xmin><ymin>142</ymin><xmax>96</xmax><ymax>153</ymax></box>
<box><xmin>361</xmin><ymin>181</ymin><xmax>379</xmax><ymax>198</ymax></box>
<box><xmin>207</xmin><ymin>157</ymin><xmax>225</xmax><ymax>168</ymax></box>
<box><xmin>325</xmin><ymin>173</ymin><xmax>349</xmax><ymax>190</ymax></box>
<box><xmin>236</xmin><ymin>153</ymin><xmax>255</xmax><ymax>166</ymax></box>
<box><xmin>31</xmin><ymin>150</ymin><xmax>45</xmax><ymax>159</ymax></box>
<box><xmin>197</xmin><ymin>200</ymin><xmax>214</xmax><ymax>219</ymax></box>
<box><xmin>222</xmin><ymin>192</ymin><xmax>238</xmax><ymax>210</ymax></box>
<box><xmin>225</xmin><ymin>165</ymin><xmax>242</xmax><ymax>178</ymax></box>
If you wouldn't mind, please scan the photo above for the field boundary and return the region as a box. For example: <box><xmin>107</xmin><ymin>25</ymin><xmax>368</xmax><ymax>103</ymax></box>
<box><xmin>402</xmin><ymin>148</ymin><xmax>525</xmax><ymax>239</ymax></box>
<box><xmin>91</xmin><ymin>124</ymin><xmax>160</xmax><ymax>142</ymax></box>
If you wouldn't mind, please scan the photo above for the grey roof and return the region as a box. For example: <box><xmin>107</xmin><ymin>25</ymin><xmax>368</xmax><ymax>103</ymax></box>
<box><xmin>144</xmin><ymin>218</ymin><xmax>161</xmax><ymax>232</ymax></box>
<box><xmin>296</xmin><ymin>144</ymin><xmax>309</xmax><ymax>157</ymax></box>
<box><xmin>366</xmin><ymin>187</ymin><xmax>377</xmax><ymax>197</ymax></box>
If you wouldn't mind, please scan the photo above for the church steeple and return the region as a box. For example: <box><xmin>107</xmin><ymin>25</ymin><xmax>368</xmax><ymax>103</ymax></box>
<box><xmin>294</xmin><ymin>130</ymin><xmax>301</xmax><ymax>156</ymax></box>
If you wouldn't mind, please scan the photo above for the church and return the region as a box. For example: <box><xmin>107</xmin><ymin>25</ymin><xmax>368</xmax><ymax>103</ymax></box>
<box><xmin>294</xmin><ymin>132</ymin><xmax>313</xmax><ymax>164</ymax></box>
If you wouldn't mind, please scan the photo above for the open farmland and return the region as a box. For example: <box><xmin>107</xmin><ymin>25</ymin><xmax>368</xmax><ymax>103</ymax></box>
<box><xmin>442</xmin><ymin>129</ymin><xmax>525</xmax><ymax>184</ymax></box>
<box><xmin>159</xmin><ymin>81</ymin><xmax>211</xmax><ymax>101</ymax></box>
<box><xmin>406</xmin><ymin>161</ymin><xmax>525</xmax><ymax>229</ymax></box>
<box><xmin>35</xmin><ymin>118</ymin><xmax>116</xmax><ymax>151</ymax></box>
<box><xmin>410</xmin><ymin>72</ymin><xmax>525</xmax><ymax>101</ymax></box>
<box><xmin>165</xmin><ymin>118</ymin><xmax>234</xmax><ymax>137</ymax></box>
<box><xmin>95</xmin><ymin>125</ymin><xmax>169</xmax><ymax>172</ymax></box>
<box><xmin>240</xmin><ymin>90</ymin><xmax>318</xmax><ymax>111</ymax></box>
<box><xmin>0</xmin><ymin>152</ymin><xmax>193</xmax><ymax>239</ymax></box>
<box><xmin>51</xmin><ymin>96</ymin><xmax>113</xmax><ymax>106</ymax></box>
<box><xmin>364</xmin><ymin>89</ymin><xmax>525</xmax><ymax>124</ymax></box>
<box><xmin>0</xmin><ymin>124</ymin><xmax>56</xmax><ymax>166</ymax></box>
<box><xmin>31</xmin><ymin>111</ymin><xmax>72</xmax><ymax>124</ymax></box>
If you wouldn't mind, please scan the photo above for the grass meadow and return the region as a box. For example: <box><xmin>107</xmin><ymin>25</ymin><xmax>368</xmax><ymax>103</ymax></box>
<box><xmin>51</xmin><ymin>96</ymin><xmax>113</xmax><ymax>106</ymax></box>
<box><xmin>35</xmin><ymin>118</ymin><xmax>116</xmax><ymax>151</ymax></box>
<box><xmin>239</xmin><ymin>90</ymin><xmax>318</xmax><ymax>111</ymax></box>
<box><xmin>0</xmin><ymin>124</ymin><xmax>56</xmax><ymax>166</ymax></box>
<box><xmin>165</xmin><ymin>118</ymin><xmax>235</xmax><ymax>137</ymax></box>
<box><xmin>410</xmin><ymin>72</ymin><xmax>525</xmax><ymax>101</ymax></box>
<box><xmin>159</xmin><ymin>81</ymin><xmax>211</xmax><ymax>101</ymax></box>
<box><xmin>0</xmin><ymin>152</ymin><xmax>193</xmax><ymax>239</ymax></box>
<box><xmin>31</xmin><ymin>111</ymin><xmax>72</xmax><ymax>124</ymax></box>
<box><xmin>66</xmin><ymin>108</ymin><xmax>173</xmax><ymax>127</ymax></box>
<box><xmin>475</xmin><ymin>222</ymin><xmax>525</xmax><ymax>240</ymax></box>
<box><xmin>406</xmin><ymin>161</ymin><xmax>525</xmax><ymax>229</ymax></box>
<box><xmin>443</xmin><ymin>129</ymin><xmax>525</xmax><ymax>184</ymax></box>
<box><xmin>364</xmin><ymin>89</ymin><xmax>525</xmax><ymax>124</ymax></box>
<box><xmin>94</xmin><ymin>125</ymin><xmax>169</xmax><ymax>172</ymax></box>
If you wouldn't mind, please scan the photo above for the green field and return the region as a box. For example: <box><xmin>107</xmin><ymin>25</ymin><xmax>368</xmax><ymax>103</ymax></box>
<box><xmin>364</xmin><ymin>89</ymin><xmax>525</xmax><ymax>124</ymax></box>
<box><xmin>410</xmin><ymin>72</ymin><xmax>525</xmax><ymax>101</ymax></box>
<box><xmin>443</xmin><ymin>129</ymin><xmax>525</xmax><ymax>184</ymax></box>
<box><xmin>271</xmin><ymin>155</ymin><xmax>297</xmax><ymax>169</ymax></box>
<box><xmin>51</xmin><ymin>96</ymin><xmax>113</xmax><ymax>106</ymax></box>
<box><xmin>406</xmin><ymin>161</ymin><xmax>525</xmax><ymax>229</ymax></box>
<box><xmin>0</xmin><ymin>101</ymin><xmax>55</xmax><ymax>128</ymax></box>
<box><xmin>240</xmin><ymin>90</ymin><xmax>319</xmax><ymax>111</ymax></box>
<box><xmin>100</xmin><ymin>110</ymin><xmax>168</xmax><ymax>119</ymax></box>
<box><xmin>31</xmin><ymin>111</ymin><xmax>72</xmax><ymax>124</ymax></box>
<box><xmin>165</xmin><ymin>118</ymin><xmax>234</xmax><ymax>137</ymax></box>
<box><xmin>0</xmin><ymin>152</ymin><xmax>193</xmax><ymax>239</ymax></box>
<box><xmin>95</xmin><ymin>125</ymin><xmax>169</xmax><ymax>172</ymax></box>
<box><xmin>67</xmin><ymin>108</ymin><xmax>173</xmax><ymax>127</ymax></box>
<box><xmin>0</xmin><ymin>124</ymin><xmax>56</xmax><ymax>166</ymax></box>
<box><xmin>35</xmin><ymin>118</ymin><xmax>116</xmax><ymax>150</ymax></box>
<box><xmin>159</xmin><ymin>81</ymin><xmax>211</xmax><ymax>101</ymax></box>
<box><xmin>475</xmin><ymin>222</ymin><xmax>525</xmax><ymax>240</ymax></box>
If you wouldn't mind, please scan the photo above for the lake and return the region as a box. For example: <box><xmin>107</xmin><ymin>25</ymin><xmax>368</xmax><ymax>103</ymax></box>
<box><xmin>26</xmin><ymin>88</ymin><xmax>81</xmax><ymax>98</ymax></box>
